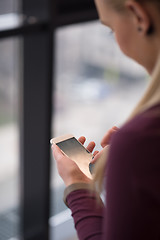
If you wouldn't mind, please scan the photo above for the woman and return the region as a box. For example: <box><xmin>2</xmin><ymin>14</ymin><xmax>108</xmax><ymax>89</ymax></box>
<box><xmin>52</xmin><ymin>0</ymin><xmax>160</xmax><ymax>239</ymax></box>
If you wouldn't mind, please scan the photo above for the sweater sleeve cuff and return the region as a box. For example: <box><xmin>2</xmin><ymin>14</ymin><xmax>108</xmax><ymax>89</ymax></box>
<box><xmin>63</xmin><ymin>182</ymin><xmax>97</xmax><ymax>207</ymax></box>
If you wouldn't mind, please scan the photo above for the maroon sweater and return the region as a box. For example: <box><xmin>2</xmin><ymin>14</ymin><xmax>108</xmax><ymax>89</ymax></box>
<box><xmin>66</xmin><ymin>105</ymin><xmax>160</xmax><ymax>239</ymax></box>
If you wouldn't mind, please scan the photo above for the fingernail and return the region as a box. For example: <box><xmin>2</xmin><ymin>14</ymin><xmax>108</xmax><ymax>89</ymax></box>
<box><xmin>113</xmin><ymin>126</ymin><xmax>119</xmax><ymax>130</ymax></box>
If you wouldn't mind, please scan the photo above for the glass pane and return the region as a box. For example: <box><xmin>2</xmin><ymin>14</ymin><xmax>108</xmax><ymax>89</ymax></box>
<box><xmin>50</xmin><ymin>20</ymin><xmax>148</xmax><ymax>240</ymax></box>
<box><xmin>0</xmin><ymin>38</ymin><xmax>21</xmax><ymax>240</ymax></box>
<box><xmin>0</xmin><ymin>0</ymin><xmax>21</xmax><ymax>15</ymax></box>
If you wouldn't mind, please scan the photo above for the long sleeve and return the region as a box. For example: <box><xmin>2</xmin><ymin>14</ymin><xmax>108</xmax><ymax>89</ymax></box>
<box><xmin>104</xmin><ymin>110</ymin><xmax>160</xmax><ymax>239</ymax></box>
<box><xmin>66</xmin><ymin>105</ymin><xmax>160</xmax><ymax>240</ymax></box>
<box><xmin>66</xmin><ymin>189</ymin><xmax>104</xmax><ymax>239</ymax></box>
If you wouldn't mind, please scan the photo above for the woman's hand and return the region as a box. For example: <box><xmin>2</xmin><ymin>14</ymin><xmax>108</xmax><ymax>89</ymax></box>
<box><xmin>101</xmin><ymin>126</ymin><xmax>118</xmax><ymax>148</ymax></box>
<box><xmin>51</xmin><ymin>136</ymin><xmax>96</xmax><ymax>187</ymax></box>
<box><xmin>91</xmin><ymin>126</ymin><xmax>119</xmax><ymax>164</ymax></box>
<box><xmin>51</xmin><ymin>127</ymin><xmax>118</xmax><ymax>186</ymax></box>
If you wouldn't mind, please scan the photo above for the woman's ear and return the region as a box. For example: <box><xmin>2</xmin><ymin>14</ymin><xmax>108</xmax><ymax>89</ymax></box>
<box><xmin>125</xmin><ymin>0</ymin><xmax>151</xmax><ymax>35</ymax></box>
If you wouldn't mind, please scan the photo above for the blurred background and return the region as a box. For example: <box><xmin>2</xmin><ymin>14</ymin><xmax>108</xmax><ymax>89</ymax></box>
<box><xmin>0</xmin><ymin>0</ymin><xmax>148</xmax><ymax>240</ymax></box>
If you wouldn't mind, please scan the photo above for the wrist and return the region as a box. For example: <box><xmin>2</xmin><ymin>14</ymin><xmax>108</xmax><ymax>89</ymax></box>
<box><xmin>65</xmin><ymin>176</ymin><xmax>91</xmax><ymax>187</ymax></box>
<box><xmin>63</xmin><ymin>182</ymin><xmax>93</xmax><ymax>206</ymax></box>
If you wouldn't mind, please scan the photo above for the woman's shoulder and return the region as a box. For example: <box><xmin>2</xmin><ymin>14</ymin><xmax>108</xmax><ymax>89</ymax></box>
<box><xmin>107</xmin><ymin>104</ymin><xmax>160</xmax><ymax>176</ymax></box>
<box><xmin>109</xmin><ymin>103</ymin><xmax>160</xmax><ymax>154</ymax></box>
<box><xmin>118</xmin><ymin>103</ymin><xmax>160</xmax><ymax>140</ymax></box>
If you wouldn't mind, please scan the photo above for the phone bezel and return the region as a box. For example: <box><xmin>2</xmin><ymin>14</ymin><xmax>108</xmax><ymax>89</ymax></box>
<box><xmin>50</xmin><ymin>134</ymin><xmax>74</xmax><ymax>145</ymax></box>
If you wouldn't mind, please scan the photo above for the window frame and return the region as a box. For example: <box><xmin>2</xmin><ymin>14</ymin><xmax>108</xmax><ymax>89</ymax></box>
<box><xmin>0</xmin><ymin>0</ymin><xmax>98</xmax><ymax>239</ymax></box>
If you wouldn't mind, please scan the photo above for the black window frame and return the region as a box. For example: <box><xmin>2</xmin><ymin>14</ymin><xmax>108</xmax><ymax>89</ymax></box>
<box><xmin>0</xmin><ymin>1</ymin><xmax>98</xmax><ymax>239</ymax></box>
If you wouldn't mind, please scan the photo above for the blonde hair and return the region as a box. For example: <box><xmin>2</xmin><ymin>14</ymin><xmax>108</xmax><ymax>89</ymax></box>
<box><xmin>93</xmin><ymin>0</ymin><xmax>160</xmax><ymax>192</ymax></box>
<box><xmin>93</xmin><ymin>54</ymin><xmax>160</xmax><ymax>192</ymax></box>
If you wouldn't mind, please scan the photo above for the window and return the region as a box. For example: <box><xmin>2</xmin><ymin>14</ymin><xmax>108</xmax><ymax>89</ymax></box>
<box><xmin>0</xmin><ymin>1</ymin><xmax>20</xmax><ymax>15</ymax></box>
<box><xmin>50</xmin><ymin>20</ymin><xmax>148</xmax><ymax>240</ymax></box>
<box><xmin>0</xmin><ymin>37</ymin><xmax>21</xmax><ymax>240</ymax></box>
<box><xmin>0</xmin><ymin>1</ymin><xmax>52</xmax><ymax>239</ymax></box>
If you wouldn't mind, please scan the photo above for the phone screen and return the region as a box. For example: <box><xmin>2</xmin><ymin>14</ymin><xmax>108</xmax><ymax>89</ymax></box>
<box><xmin>57</xmin><ymin>137</ymin><xmax>91</xmax><ymax>160</ymax></box>
<box><xmin>56</xmin><ymin>137</ymin><xmax>92</xmax><ymax>178</ymax></box>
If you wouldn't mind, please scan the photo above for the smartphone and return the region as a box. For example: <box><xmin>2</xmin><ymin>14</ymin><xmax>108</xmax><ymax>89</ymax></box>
<box><xmin>50</xmin><ymin>134</ymin><xmax>93</xmax><ymax>179</ymax></box>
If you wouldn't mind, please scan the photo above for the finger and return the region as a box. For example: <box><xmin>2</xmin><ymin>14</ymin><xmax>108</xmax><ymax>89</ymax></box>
<box><xmin>90</xmin><ymin>151</ymin><xmax>101</xmax><ymax>164</ymax></box>
<box><xmin>112</xmin><ymin>125</ymin><xmax>119</xmax><ymax>131</ymax></box>
<box><xmin>78</xmin><ymin>136</ymin><xmax>86</xmax><ymax>145</ymax></box>
<box><xmin>91</xmin><ymin>146</ymin><xmax>109</xmax><ymax>164</ymax></box>
<box><xmin>101</xmin><ymin>128</ymin><xmax>114</xmax><ymax>147</ymax></box>
<box><xmin>101</xmin><ymin>126</ymin><xmax>118</xmax><ymax>147</ymax></box>
<box><xmin>90</xmin><ymin>150</ymin><xmax>99</xmax><ymax>164</ymax></box>
<box><xmin>51</xmin><ymin>144</ymin><xmax>64</xmax><ymax>162</ymax></box>
<box><xmin>93</xmin><ymin>150</ymin><xmax>99</xmax><ymax>156</ymax></box>
<box><xmin>86</xmin><ymin>141</ymin><xmax>96</xmax><ymax>153</ymax></box>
